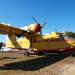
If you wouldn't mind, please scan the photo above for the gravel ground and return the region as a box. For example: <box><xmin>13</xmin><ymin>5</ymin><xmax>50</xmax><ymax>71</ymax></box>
<box><xmin>0</xmin><ymin>52</ymin><xmax>75</xmax><ymax>75</ymax></box>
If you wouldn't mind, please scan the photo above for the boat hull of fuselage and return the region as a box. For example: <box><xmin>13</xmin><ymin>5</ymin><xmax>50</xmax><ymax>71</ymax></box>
<box><xmin>6</xmin><ymin>35</ymin><xmax>75</xmax><ymax>53</ymax></box>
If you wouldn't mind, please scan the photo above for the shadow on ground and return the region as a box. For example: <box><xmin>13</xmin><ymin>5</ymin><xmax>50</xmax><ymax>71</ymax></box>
<box><xmin>0</xmin><ymin>53</ymin><xmax>70</xmax><ymax>71</ymax></box>
<box><xmin>0</xmin><ymin>57</ymin><xmax>17</xmax><ymax>60</ymax></box>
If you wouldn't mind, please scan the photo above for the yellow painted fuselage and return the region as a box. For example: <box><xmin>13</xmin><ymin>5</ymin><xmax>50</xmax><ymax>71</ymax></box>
<box><xmin>6</xmin><ymin>32</ymin><xmax>75</xmax><ymax>52</ymax></box>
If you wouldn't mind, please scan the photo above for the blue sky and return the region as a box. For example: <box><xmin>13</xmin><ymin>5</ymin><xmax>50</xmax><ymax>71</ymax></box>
<box><xmin>0</xmin><ymin>0</ymin><xmax>75</xmax><ymax>42</ymax></box>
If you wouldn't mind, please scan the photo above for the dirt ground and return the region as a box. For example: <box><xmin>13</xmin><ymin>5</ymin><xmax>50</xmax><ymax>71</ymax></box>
<box><xmin>0</xmin><ymin>51</ymin><xmax>75</xmax><ymax>75</ymax></box>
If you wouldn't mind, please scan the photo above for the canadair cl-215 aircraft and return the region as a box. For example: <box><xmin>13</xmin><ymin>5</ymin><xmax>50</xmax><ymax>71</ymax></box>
<box><xmin>0</xmin><ymin>17</ymin><xmax>75</xmax><ymax>56</ymax></box>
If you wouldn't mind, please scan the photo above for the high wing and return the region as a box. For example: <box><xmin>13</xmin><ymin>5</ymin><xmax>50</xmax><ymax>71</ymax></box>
<box><xmin>0</xmin><ymin>23</ymin><xmax>28</xmax><ymax>36</ymax></box>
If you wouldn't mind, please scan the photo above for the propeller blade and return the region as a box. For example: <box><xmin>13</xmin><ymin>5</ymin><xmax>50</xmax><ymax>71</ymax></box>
<box><xmin>40</xmin><ymin>29</ymin><xmax>42</xmax><ymax>35</ymax></box>
<box><xmin>32</xmin><ymin>17</ymin><xmax>38</xmax><ymax>23</ymax></box>
<box><xmin>32</xmin><ymin>17</ymin><xmax>46</xmax><ymax>35</ymax></box>
<box><xmin>41</xmin><ymin>22</ymin><xmax>46</xmax><ymax>28</ymax></box>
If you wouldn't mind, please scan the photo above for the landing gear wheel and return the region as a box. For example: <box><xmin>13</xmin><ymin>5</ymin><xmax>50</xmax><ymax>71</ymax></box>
<box><xmin>24</xmin><ymin>51</ymin><xmax>30</xmax><ymax>56</ymax></box>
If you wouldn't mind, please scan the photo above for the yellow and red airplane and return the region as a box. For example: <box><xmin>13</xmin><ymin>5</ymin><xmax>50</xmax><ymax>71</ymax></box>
<box><xmin>0</xmin><ymin>18</ymin><xmax>75</xmax><ymax>56</ymax></box>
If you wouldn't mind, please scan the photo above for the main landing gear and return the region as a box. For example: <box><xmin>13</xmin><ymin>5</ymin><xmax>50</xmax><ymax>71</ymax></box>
<box><xmin>24</xmin><ymin>48</ymin><xmax>32</xmax><ymax>56</ymax></box>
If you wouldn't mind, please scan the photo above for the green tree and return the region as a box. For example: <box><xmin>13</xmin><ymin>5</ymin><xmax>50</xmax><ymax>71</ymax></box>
<box><xmin>65</xmin><ymin>32</ymin><xmax>75</xmax><ymax>38</ymax></box>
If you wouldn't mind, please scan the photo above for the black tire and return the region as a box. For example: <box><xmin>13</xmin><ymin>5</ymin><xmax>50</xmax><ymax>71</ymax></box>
<box><xmin>24</xmin><ymin>51</ymin><xmax>30</xmax><ymax>56</ymax></box>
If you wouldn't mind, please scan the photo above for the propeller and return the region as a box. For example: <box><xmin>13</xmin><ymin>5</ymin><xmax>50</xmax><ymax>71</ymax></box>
<box><xmin>40</xmin><ymin>22</ymin><xmax>46</xmax><ymax>35</ymax></box>
<box><xmin>32</xmin><ymin>17</ymin><xmax>46</xmax><ymax>35</ymax></box>
<box><xmin>32</xmin><ymin>17</ymin><xmax>38</xmax><ymax>23</ymax></box>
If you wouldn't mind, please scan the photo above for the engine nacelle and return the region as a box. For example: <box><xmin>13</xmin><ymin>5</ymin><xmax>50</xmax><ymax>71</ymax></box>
<box><xmin>28</xmin><ymin>23</ymin><xmax>41</xmax><ymax>33</ymax></box>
